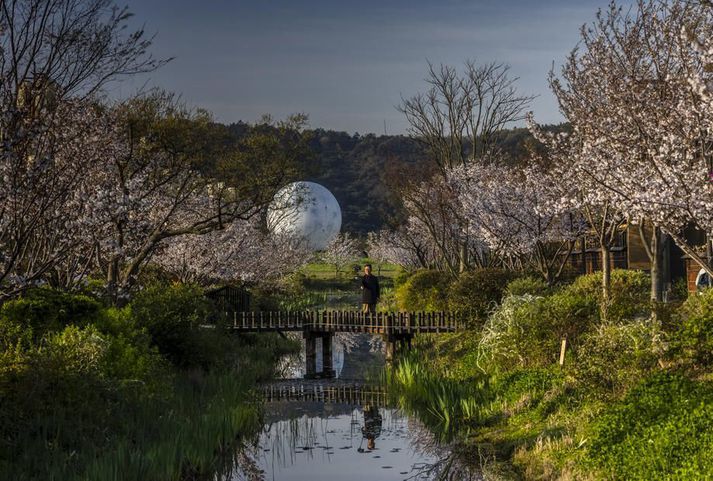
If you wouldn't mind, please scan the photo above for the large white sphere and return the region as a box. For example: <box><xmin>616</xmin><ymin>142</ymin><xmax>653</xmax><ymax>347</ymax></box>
<box><xmin>267</xmin><ymin>181</ymin><xmax>342</xmax><ymax>251</ymax></box>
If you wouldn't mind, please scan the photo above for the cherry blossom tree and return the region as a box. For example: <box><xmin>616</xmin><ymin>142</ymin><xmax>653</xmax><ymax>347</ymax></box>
<box><xmin>398</xmin><ymin>61</ymin><xmax>534</xmax><ymax>274</ymax></box>
<box><xmin>154</xmin><ymin>218</ymin><xmax>311</xmax><ymax>286</ymax></box>
<box><xmin>400</xmin><ymin>176</ymin><xmax>471</xmax><ymax>276</ymax></box>
<box><xmin>367</xmin><ymin>229</ymin><xmax>425</xmax><ymax>272</ymax></box>
<box><xmin>0</xmin><ymin>101</ymin><xmax>112</xmax><ymax>297</ymax></box>
<box><xmin>540</xmin><ymin>0</ymin><xmax>712</xmax><ymax>305</ymax></box>
<box><xmin>527</xmin><ymin>118</ymin><xmax>627</xmax><ymax>316</ymax></box>
<box><xmin>320</xmin><ymin>232</ymin><xmax>359</xmax><ymax>278</ymax></box>
<box><xmin>0</xmin><ymin>0</ymin><xmax>163</xmax><ymax>299</ymax></box>
<box><xmin>84</xmin><ymin>96</ymin><xmax>311</xmax><ymax>302</ymax></box>
<box><xmin>450</xmin><ymin>160</ymin><xmax>581</xmax><ymax>284</ymax></box>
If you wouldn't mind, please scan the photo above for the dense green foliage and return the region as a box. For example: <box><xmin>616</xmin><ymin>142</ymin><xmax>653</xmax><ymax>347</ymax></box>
<box><xmin>478</xmin><ymin>285</ymin><xmax>600</xmax><ymax>370</ymax></box>
<box><xmin>447</xmin><ymin>268</ymin><xmax>516</xmax><ymax>325</ymax></box>
<box><xmin>389</xmin><ymin>268</ymin><xmax>713</xmax><ymax>480</ymax></box>
<box><xmin>0</xmin><ymin>284</ymin><xmax>297</xmax><ymax>481</ymax></box>
<box><xmin>130</xmin><ymin>283</ymin><xmax>229</xmax><ymax>369</ymax></box>
<box><xmin>569</xmin><ymin>269</ymin><xmax>650</xmax><ymax>322</ymax></box>
<box><xmin>575</xmin><ymin>320</ymin><xmax>664</xmax><ymax>396</ymax></box>
<box><xmin>587</xmin><ymin>373</ymin><xmax>713</xmax><ymax>479</ymax></box>
<box><xmin>671</xmin><ymin>288</ymin><xmax>713</xmax><ymax>368</ymax></box>
<box><xmin>1</xmin><ymin>288</ymin><xmax>102</xmax><ymax>340</ymax></box>
<box><xmin>395</xmin><ymin>269</ymin><xmax>451</xmax><ymax>311</ymax></box>
<box><xmin>505</xmin><ymin>276</ymin><xmax>551</xmax><ymax>297</ymax></box>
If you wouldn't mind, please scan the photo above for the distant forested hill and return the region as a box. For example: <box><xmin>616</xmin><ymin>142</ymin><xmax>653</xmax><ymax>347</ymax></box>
<box><xmin>225</xmin><ymin>122</ymin><xmax>568</xmax><ymax>235</ymax></box>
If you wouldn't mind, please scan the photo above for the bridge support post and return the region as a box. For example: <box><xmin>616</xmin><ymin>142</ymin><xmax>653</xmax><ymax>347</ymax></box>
<box><xmin>384</xmin><ymin>335</ymin><xmax>395</xmax><ymax>363</ymax></box>
<box><xmin>322</xmin><ymin>333</ymin><xmax>335</xmax><ymax>378</ymax></box>
<box><xmin>384</xmin><ymin>333</ymin><xmax>413</xmax><ymax>363</ymax></box>
<box><xmin>304</xmin><ymin>331</ymin><xmax>317</xmax><ymax>379</ymax></box>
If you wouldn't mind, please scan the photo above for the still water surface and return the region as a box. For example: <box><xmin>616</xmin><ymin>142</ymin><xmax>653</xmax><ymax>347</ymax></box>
<box><xmin>242</xmin><ymin>401</ymin><xmax>441</xmax><ymax>481</ymax></box>
<box><xmin>226</xmin><ymin>336</ymin><xmax>478</xmax><ymax>481</ymax></box>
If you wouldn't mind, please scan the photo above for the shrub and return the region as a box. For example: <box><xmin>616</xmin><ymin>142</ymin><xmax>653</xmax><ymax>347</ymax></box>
<box><xmin>478</xmin><ymin>294</ymin><xmax>542</xmax><ymax>371</ymax></box>
<box><xmin>569</xmin><ymin>269</ymin><xmax>650</xmax><ymax>321</ymax></box>
<box><xmin>0</xmin><ymin>326</ymin><xmax>111</xmax><ymax>451</ymax></box>
<box><xmin>575</xmin><ymin>320</ymin><xmax>664</xmax><ymax>396</ymax></box>
<box><xmin>393</xmin><ymin>269</ymin><xmax>413</xmax><ymax>289</ymax></box>
<box><xmin>40</xmin><ymin>325</ymin><xmax>107</xmax><ymax>376</ymax></box>
<box><xmin>95</xmin><ymin>307</ymin><xmax>169</xmax><ymax>395</ymax></box>
<box><xmin>671</xmin><ymin>288</ymin><xmax>713</xmax><ymax>368</ymax></box>
<box><xmin>0</xmin><ymin>288</ymin><xmax>102</xmax><ymax>340</ymax></box>
<box><xmin>505</xmin><ymin>276</ymin><xmax>550</xmax><ymax>297</ymax></box>
<box><xmin>396</xmin><ymin>270</ymin><xmax>451</xmax><ymax>311</ymax></box>
<box><xmin>447</xmin><ymin>268</ymin><xmax>516</xmax><ymax>325</ymax></box>
<box><xmin>479</xmin><ymin>286</ymin><xmax>598</xmax><ymax>371</ymax></box>
<box><xmin>586</xmin><ymin>372</ymin><xmax>713</xmax><ymax>479</ymax></box>
<box><xmin>129</xmin><ymin>283</ymin><xmax>221</xmax><ymax>369</ymax></box>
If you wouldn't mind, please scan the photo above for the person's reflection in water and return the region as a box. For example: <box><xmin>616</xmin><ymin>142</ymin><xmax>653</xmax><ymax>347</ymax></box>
<box><xmin>358</xmin><ymin>405</ymin><xmax>382</xmax><ymax>452</ymax></box>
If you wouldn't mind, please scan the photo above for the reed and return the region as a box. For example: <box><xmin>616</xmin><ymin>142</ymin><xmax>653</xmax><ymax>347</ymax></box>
<box><xmin>1</xmin><ymin>335</ymin><xmax>298</xmax><ymax>481</ymax></box>
<box><xmin>384</xmin><ymin>353</ymin><xmax>490</xmax><ymax>441</ymax></box>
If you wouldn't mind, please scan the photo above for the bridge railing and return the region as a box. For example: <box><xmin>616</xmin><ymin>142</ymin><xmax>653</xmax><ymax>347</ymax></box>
<box><xmin>262</xmin><ymin>382</ymin><xmax>388</xmax><ymax>406</ymax></box>
<box><xmin>227</xmin><ymin>310</ymin><xmax>463</xmax><ymax>333</ymax></box>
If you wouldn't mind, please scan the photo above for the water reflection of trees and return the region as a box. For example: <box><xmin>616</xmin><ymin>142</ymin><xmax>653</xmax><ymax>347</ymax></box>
<box><xmin>228</xmin><ymin>409</ymin><xmax>362</xmax><ymax>481</ymax></box>
<box><xmin>405</xmin><ymin>417</ymin><xmax>519</xmax><ymax>481</ymax></box>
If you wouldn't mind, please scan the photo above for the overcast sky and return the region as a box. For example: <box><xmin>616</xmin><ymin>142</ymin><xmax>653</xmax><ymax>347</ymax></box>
<box><xmin>113</xmin><ymin>0</ymin><xmax>622</xmax><ymax>134</ymax></box>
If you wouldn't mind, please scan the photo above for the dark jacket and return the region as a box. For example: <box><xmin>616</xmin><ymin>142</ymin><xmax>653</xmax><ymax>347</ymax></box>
<box><xmin>361</xmin><ymin>274</ymin><xmax>380</xmax><ymax>304</ymax></box>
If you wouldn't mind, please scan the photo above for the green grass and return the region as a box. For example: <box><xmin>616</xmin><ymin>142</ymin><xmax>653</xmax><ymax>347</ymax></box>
<box><xmin>301</xmin><ymin>260</ymin><xmax>402</xmax><ymax>280</ymax></box>
<box><xmin>293</xmin><ymin>261</ymin><xmax>402</xmax><ymax>310</ymax></box>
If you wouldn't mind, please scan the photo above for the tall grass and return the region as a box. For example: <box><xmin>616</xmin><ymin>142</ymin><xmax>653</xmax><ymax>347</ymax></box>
<box><xmin>2</xmin><ymin>335</ymin><xmax>298</xmax><ymax>481</ymax></box>
<box><xmin>79</xmin><ymin>372</ymin><xmax>263</xmax><ymax>481</ymax></box>
<box><xmin>384</xmin><ymin>354</ymin><xmax>490</xmax><ymax>441</ymax></box>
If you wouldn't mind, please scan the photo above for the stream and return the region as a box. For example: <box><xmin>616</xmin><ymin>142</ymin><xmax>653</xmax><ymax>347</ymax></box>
<box><xmin>227</xmin><ymin>334</ymin><xmax>482</xmax><ymax>481</ymax></box>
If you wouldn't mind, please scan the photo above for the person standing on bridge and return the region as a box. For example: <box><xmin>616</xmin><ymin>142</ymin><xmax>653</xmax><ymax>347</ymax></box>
<box><xmin>360</xmin><ymin>264</ymin><xmax>380</xmax><ymax>314</ymax></box>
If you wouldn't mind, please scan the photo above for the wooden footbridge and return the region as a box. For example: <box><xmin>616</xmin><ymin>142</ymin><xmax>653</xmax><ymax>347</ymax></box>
<box><xmin>228</xmin><ymin>311</ymin><xmax>462</xmax><ymax>334</ymax></box>
<box><xmin>227</xmin><ymin>311</ymin><xmax>463</xmax><ymax>379</ymax></box>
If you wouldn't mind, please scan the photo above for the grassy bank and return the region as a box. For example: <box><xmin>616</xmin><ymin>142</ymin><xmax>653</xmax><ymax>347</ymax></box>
<box><xmin>0</xmin><ymin>284</ymin><xmax>299</xmax><ymax>481</ymax></box>
<box><xmin>253</xmin><ymin>260</ymin><xmax>403</xmax><ymax>311</ymax></box>
<box><xmin>387</xmin><ymin>269</ymin><xmax>713</xmax><ymax>480</ymax></box>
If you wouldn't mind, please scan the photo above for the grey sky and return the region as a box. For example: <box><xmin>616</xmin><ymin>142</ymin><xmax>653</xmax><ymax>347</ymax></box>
<box><xmin>114</xmin><ymin>0</ymin><xmax>616</xmax><ymax>134</ymax></box>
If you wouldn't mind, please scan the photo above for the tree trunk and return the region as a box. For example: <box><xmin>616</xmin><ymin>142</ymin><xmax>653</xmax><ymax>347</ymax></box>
<box><xmin>651</xmin><ymin>228</ymin><xmax>666</xmax><ymax>304</ymax></box>
<box><xmin>649</xmin><ymin>227</ymin><xmax>666</xmax><ymax>319</ymax></box>
<box><xmin>662</xmin><ymin>235</ymin><xmax>671</xmax><ymax>301</ymax></box>
<box><xmin>106</xmin><ymin>257</ymin><xmax>119</xmax><ymax>305</ymax></box>
<box><xmin>459</xmin><ymin>242</ymin><xmax>467</xmax><ymax>274</ymax></box>
<box><xmin>601</xmin><ymin>245</ymin><xmax>611</xmax><ymax>321</ymax></box>
<box><xmin>639</xmin><ymin>221</ymin><xmax>666</xmax><ymax>317</ymax></box>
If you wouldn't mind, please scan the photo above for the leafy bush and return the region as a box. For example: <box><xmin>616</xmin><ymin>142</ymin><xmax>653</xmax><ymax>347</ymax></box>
<box><xmin>569</xmin><ymin>269</ymin><xmax>650</xmax><ymax>321</ymax></box>
<box><xmin>575</xmin><ymin>320</ymin><xmax>664</xmax><ymax>396</ymax></box>
<box><xmin>447</xmin><ymin>268</ymin><xmax>516</xmax><ymax>325</ymax></box>
<box><xmin>95</xmin><ymin>307</ymin><xmax>169</xmax><ymax>395</ymax></box>
<box><xmin>129</xmin><ymin>283</ymin><xmax>223</xmax><ymax>369</ymax></box>
<box><xmin>671</xmin><ymin>288</ymin><xmax>713</xmax><ymax>368</ymax></box>
<box><xmin>0</xmin><ymin>326</ymin><xmax>112</xmax><ymax>462</ymax></box>
<box><xmin>0</xmin><ymin>288</ymin><xmax>102</xmax><ymax>340</ymax></box>
<box><xmin>478</xmin><ymin>294</ymin><xmax>542</xmax><ymax>370</ymax></box>
<box><xmin>479</xmin><ymin>286</ymin><xmax>598</xmax><ymax>371</ymax></box>
<box><xmin>396</xmin><ymin>270</ymin><xmax>451</xmax><ymax>311</ymax></box>
<box><xmin>505</xmin><ymin>276</ymin><xmax>550</xmax><ymax>297</ymax></box>
<box><xmin>393</xmin><ymin>268</ymin><xmax>414</xmax><ymax>289</ymax></box>
<box><xmin>587</xmin><ymin>372</ymin><xmax>713</xmax><ymax>479</ymax></box>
